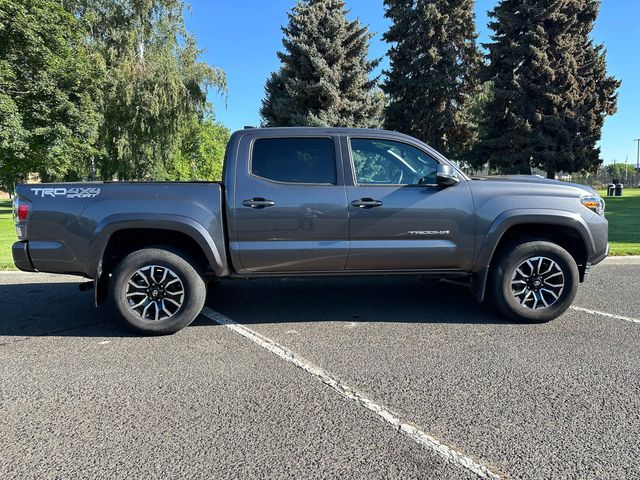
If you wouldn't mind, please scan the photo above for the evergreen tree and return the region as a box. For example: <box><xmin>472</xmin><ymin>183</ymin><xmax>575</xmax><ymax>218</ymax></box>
<box><xmin>382</xmin><ymin>0</ymin><xmax>482</xmax><ymax>160</ymax></box>
<box><xmin>476</xmin><ymin>0</ymin><xmax>619</xmax><ymax>177</ymax></box>
<box><xmin>260</xmin><ymin>0</ymin><xmax>383</xmax><ymax>128</ymax></box>
<box><xmin>569</xmin><ymin>1</ymin><xmax>620</xmax><ymax>177</ymax></box>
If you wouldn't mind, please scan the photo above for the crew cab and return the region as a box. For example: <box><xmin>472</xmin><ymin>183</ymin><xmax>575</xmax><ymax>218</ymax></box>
<box><xmin>12</xmin><ymin>128</ymin><xmax>609</xmax><ymax>334</ymax></box>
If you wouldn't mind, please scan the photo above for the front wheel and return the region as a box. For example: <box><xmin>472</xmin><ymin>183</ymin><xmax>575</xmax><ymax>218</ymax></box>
<box><xmin>110</xmin><ymin>248</ymin><xmax>206</xmax><ymax>335</ymax></box>
<box><xmin>490</xmin><ymin>241</ymin><xmax>579</xmax><ymax>323</ymax></box>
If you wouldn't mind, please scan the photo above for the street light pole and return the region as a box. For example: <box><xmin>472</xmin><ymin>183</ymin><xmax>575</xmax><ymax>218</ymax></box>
<box><xmin>634</xmin><ymin>139</ymin><xmax>640</xmax><ymax>188</ymax></box>
<box><xmin>625</xmin><ymin>156</ymin><xmax>628</xmax><ymax>183</ymax></box>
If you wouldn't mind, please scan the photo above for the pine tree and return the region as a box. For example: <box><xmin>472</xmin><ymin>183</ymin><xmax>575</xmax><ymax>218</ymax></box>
<box><xmin>476</xmin><ymin>0</ymin><xmax>619</xmax><ymax>178</ymax></box>
<box><xmin>260</xmin><ymin>0</ymin><xmax>383</xmax><ymax>128</ymax></box>
<box><xmin>382</xmin><ymin>0</ymin><xmax>482</xmax><ymax>160</ymax></box>
<box><xmin>569</xmin><ymin>0</ymin><xmax>620</xmax><ymax>177</ymax></box>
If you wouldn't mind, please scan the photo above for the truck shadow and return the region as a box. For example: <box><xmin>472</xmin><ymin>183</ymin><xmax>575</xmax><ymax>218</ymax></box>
<box><xmin>0</xmin><ymin>276</ymin><xmax>506</xmax><ymax>338</ymax></box>
<box><xmin>202</xmin><ymin>276</ymin><xmax>507</xmax><ymax>327</ymax></box>
<box><xmin>0</xmin><ymin>281</ymin><xmax>134</xmax><ymax>338</ymax></box>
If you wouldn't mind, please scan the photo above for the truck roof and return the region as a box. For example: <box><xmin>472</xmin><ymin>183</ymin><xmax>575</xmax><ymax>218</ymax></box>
<box><xmin>231</xmin><ymin>126</ymin><xmax>421</xmax><ymax>142</ymax></box>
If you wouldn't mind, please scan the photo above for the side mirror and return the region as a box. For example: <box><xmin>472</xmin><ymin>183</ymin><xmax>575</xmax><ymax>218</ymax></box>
<box><xmin>436</xmin><ymin>164</ymin><xmax>460</xmax><ymax>187</ymax></box>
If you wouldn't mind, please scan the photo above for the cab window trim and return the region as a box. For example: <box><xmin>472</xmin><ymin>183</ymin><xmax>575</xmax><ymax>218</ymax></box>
<box><xmin>249</xmin><ymin>136</ymin><xmax>339</xmax><ymax>186</ymax></box>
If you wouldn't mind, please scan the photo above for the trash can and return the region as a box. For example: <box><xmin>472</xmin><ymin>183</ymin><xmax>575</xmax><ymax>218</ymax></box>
<box><xmin>615</xmin><ymin>183</ymin><xmax>623</xmax><ymax>196</ymax></box>
<box><xmin>607</xmin><ymin>184</ymin><xmax>616</xmax><ymax>196</ymax></box>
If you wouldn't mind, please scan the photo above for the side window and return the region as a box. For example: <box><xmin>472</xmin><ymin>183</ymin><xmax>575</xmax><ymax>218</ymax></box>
<box><xmin>350</xmin><ymin>138</ymin><xmax>438</xmax><ymax>185</ymax></box>
<box><xmin>252</xmin><ymin>138</ymin><xmax>337</xmax><ymax>184</ymax></box>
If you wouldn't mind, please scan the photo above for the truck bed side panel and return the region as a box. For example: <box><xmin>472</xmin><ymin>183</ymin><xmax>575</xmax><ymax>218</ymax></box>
<box><xmin>15</xmin><ymin>182</ymin><xmax>227</xmax><ymax>278</ymax></box>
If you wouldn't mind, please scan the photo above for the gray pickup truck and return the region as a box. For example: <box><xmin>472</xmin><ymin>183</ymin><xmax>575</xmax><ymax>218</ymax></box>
<box><xmin>12</xmin><ymin>127</ymin><xmax>608</xmax><ymax>334</ymax></box>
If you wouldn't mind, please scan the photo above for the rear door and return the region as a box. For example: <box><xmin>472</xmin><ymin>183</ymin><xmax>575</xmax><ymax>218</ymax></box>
<box><xmin>341</xmin><ymin>134</ymin><xmax>475</xmax><ymax>271</ymax></box>
<box><xmin>229</xmin><ymin>133</ymin><xmax>349</xmax><ymax>273</ymax></box>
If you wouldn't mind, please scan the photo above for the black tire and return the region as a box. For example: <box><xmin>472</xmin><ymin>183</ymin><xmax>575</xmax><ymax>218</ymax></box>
<box><xmin>490</xmin><ymin>241</ymin><xmax>579</xmax><ymax>323</ymax></box>
<box><xmin>110</xmin><ymin>248</ymin><xmax>206</xmax><ymax>335</ymax></box>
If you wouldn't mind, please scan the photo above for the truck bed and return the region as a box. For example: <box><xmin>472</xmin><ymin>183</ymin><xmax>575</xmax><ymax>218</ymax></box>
<box><xmin>13</xmin><ymin>182</ymin><xmax>227</xmax><ymax>278</ymax></box>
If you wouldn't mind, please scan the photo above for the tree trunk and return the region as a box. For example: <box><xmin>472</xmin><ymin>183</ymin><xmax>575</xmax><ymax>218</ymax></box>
<box><xmin>546</xmin><ymin>169</ymin><xmax>556</xmax><ymax>179</ymax></box>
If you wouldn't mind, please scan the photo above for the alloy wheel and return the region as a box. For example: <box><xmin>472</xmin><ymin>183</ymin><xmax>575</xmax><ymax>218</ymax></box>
<box><xmin>125</xmin><ymin>265</ymin><xmax>185</xmax><ymax>321</ymax></box>
<box><xmin>510</xmin><ymin>256</ymin><xmax>565</xmax><ymax>310</ymax></box>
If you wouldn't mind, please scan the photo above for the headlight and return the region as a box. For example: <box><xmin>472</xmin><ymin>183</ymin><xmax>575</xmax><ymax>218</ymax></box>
<box><xmin>581</xmin><ymin>194</ymin><xmax>605</xmax><ymax>216</ymax></box>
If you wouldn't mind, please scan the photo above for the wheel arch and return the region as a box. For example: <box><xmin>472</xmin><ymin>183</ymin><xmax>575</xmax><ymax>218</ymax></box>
<box><xmin>471</xmin><ymin>210</ymin><xmax>594</xmax><ymax>302</ymax></box>
<box><xmin>89</xmin><ymin>215</ymin><xmax>228</xmax><ymax>305</ymax></box>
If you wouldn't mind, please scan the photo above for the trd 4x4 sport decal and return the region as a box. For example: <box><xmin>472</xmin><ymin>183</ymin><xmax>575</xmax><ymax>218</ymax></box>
<box><xmin>31</xmin><ymin>187</ymin><xmax>101</xmax><ymax>199</ymax></box>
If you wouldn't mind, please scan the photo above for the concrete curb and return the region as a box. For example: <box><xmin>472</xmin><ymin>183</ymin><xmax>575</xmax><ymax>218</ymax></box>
<box><xmin>602</xmin><ymin>256</ymin><xmax>640</xmax><ymax>265</ymax></box>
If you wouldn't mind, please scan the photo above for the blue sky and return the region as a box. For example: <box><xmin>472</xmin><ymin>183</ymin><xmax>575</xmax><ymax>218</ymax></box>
<box><xmin>185</xmin><ymin>0</ymin><xmax>640</xmax><ymax>166</ymax></box>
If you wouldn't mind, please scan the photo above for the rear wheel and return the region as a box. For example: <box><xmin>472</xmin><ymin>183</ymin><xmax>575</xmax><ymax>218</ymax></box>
<box><xmin>490</xmin><ymin>241</ymin><xmax>579</xmax><ymax>323</ymax></box>
<box><xmin>110</xmin><ymin>248</ymin><xmax>206</xmax><ymax>335</ymax></box>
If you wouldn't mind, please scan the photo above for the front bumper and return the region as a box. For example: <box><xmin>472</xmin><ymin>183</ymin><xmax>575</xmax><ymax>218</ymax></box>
<box><xmin>11</xmin><ymin>241</ymin><xmax>36</xmax><ymax>272</ymax></box>
<box><xmin>584</xmin><ymin>211</ymin><xmax>609</xmax><ymax>266</ymax></box>
<box><xmin>590</xmin><ymin>243</ymin><xmax>610</xmax><ymax>266</ymax></box>
<box><xmin>582</xmin><ymin>243</ymin><xmax>609</xmax><ymax>282</ymax></box>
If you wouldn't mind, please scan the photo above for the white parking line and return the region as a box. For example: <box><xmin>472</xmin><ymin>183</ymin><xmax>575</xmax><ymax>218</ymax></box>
<box><xmin>201</xmin><ymin>307</ymin><xmax>503</xmax><ymax>480</ymax></box>
<box><xmin>570</xmin><ymin>306</ymin><xmax>640</xmax><ymax>324</ymax></box>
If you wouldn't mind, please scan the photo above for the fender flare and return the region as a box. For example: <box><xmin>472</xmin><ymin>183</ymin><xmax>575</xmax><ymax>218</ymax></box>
<box><xmin>88</xmin><ymin>213</ymin><xmax>228</xmax><ymax>279</ymax></box>
<box><xmin>469</xmin><ymin>209</ymin><xmax>594</xmax><ymax>303</ymax></box>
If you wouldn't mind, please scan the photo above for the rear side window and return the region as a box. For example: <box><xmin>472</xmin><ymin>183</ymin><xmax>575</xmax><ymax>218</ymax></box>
<box><xmin>251</xmin><ymin>138</ymin><xmax>336</xmax><ymax>184</ymax></box>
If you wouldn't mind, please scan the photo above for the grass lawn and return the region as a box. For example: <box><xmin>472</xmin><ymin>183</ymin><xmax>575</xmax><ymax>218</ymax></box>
<box><xmin>0</xmin><ymin>199</ymin><xmax>16</xmax><ymax>270</ymax></box>
<box><xmin>0</xmin><ymin>190</ymin><xmax>638</xmax><ymax>271</ymax></box>
<box><xmin>598</xmin><ymin>188</ymin><xmax>640</xmax><ymax>256</ymax></box>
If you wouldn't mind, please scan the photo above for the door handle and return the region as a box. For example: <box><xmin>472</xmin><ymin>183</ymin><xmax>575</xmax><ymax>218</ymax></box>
<box><xmin>243</xmin><ymin>198</ymin><xmax>275</xmax><ymax>209</ymax></box>
<box><xmin>351</xmin><ymin>198</ymin><xmax>383</xmax><ymax>208</ymax></box>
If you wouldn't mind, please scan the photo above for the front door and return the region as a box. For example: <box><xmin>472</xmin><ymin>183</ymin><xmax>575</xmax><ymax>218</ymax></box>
<box><xmin>231</xmin><ymin>135</ymin><xmax>349</xmax><ymax>273</ymax></box>
<box><xmin>342</xmin><ymin>136</ymin><xmax>475</xmax><ymax>271</ymax></box>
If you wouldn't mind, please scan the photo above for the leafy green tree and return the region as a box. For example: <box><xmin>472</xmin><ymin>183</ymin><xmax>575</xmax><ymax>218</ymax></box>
<box><xmin>260</xmin><ymin>0</ymin><xmax>383</xmax><ymax>128</ymax></box>
<box><xmin>167</xmin><ymin>115</ymin><xmax>230</xmax><ymax>181</ymax></box>
<box><xmin>476</xmin><ymin>0</ymin><xmax>619</xmax><ymax>178</ymax></box>
<box><xmin>0</xmin><ymin>0</ymin><xmax>103</xmax><ymax>190</ymax></box>
<box><xmin>64</xmin><ymin>0</ymin><xmax>227</xmax><ymax>180</ymax></box>
<box><xmin>604</xmin><ymin>163</ymin><xmax>636</xmax><ymax>181</ymax></box>
<box><xmin>382</xmin><ymin>0</ymin><xmax>482</xmax><ymax>160</ymax></box>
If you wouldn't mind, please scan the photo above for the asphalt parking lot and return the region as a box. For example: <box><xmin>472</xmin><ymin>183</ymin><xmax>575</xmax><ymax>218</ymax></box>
<box><xmin>1</xmin><ymin>259</ymin><xmax>639</xmax><ymax>479</ymax></box>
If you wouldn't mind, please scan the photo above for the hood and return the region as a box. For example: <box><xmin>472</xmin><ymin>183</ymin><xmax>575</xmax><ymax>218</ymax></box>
<box><xmin>469</xmin><ymin>175</ymin><xmax>597</xmax><ymax>196</ymax></box>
